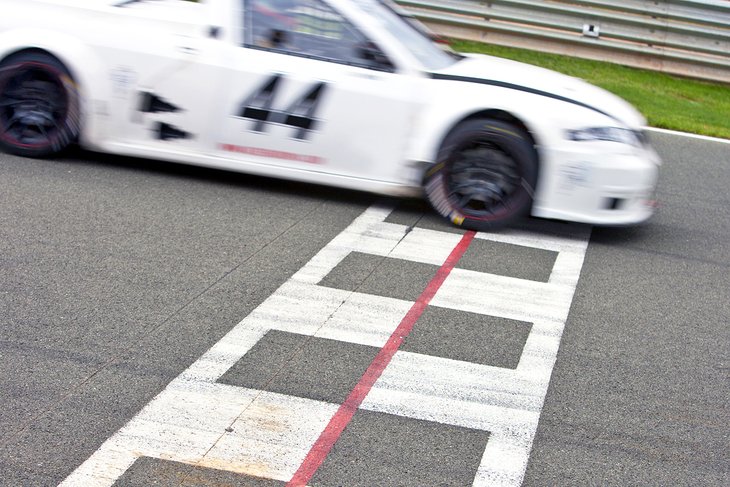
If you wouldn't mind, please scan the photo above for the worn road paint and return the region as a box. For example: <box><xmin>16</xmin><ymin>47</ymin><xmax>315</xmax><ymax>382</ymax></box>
<box><xmin>60</xmin><ymin>205</ymin><xmax>590</xmax><ymax>487</ymax></box>
<box><xmin>287</xmin><ymin>230</ymin><xmax>476</xmax><ymax>486</ymax></box>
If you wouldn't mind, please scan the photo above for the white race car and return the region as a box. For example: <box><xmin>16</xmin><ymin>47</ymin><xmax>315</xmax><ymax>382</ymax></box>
<box><xmin>0</xmin><ymin>0</ymin><xmax>660</xmax><ymax>229</ymax></box>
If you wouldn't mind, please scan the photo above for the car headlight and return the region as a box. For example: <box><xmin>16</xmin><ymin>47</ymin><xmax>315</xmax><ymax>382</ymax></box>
<box><xmin>565</xmin><ymin>127</ymin><xmax>643</xmax><ymax>147</ymax></box>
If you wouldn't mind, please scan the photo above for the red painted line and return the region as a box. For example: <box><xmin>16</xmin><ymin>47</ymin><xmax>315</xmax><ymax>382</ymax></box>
<box><xmin>287</xmin><ymin>230</ymin><xmax>476</xmax><ymax>486</ymax></box>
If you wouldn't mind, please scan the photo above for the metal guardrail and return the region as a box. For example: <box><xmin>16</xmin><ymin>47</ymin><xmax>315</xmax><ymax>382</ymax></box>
<box><xmin>396</xmin><ymin>0</ymin><xmax>730</xmax><ymax>83</ymax></box>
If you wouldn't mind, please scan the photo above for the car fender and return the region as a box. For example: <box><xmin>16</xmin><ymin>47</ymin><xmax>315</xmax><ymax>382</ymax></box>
<box><xmin>0</xmin><ymin>28</ymin><xmax>111</xmax><ymax>148</ymax></box>
<box><xmin>406</xmin><ymin>78</ymin><xmax>618</xmax><ymax>166</ymax></box>
<box><xmin>405</xmin><ymin>78</ymin><xmax>627</xmax><ymax>204</ymax></box>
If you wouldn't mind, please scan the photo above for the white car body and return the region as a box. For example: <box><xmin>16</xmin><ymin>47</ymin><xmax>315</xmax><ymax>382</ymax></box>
<box><xmin>0</xmin><ymin>0</ymin><xmax>660</xmax><ymax>226</ymax></box>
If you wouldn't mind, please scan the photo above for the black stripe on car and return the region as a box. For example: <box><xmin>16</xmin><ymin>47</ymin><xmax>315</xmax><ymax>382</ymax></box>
<box><xmin>428</xmin><ymin>73</ymin><xmax>618</xmax><ymax>122</ymax></box>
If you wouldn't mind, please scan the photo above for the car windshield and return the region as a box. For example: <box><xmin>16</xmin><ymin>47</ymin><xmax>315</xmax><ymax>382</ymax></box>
<box><xmin>350</xmin><ymin>0</ymin><xmax>459</xmax><ymax>70</ymax></box>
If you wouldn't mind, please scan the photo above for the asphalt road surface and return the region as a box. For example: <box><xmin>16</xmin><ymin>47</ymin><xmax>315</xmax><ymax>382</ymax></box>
<box><xmin>1</xmin><ymin>130</ymin><xmax>728</xmax><ymax>486</ymax></box>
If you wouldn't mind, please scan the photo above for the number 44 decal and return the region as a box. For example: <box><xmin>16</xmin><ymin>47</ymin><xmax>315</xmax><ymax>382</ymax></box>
<box><xmin>237</xmin><ymin>74</ymin><xmax>328</xmax><ymax>140</ymax></box>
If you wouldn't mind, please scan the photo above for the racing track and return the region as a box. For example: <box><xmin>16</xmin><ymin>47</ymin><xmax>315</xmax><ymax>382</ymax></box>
<box><xmin>0</xmin><ymin>131</ymin><xmax>728</xmax><ymax>486</ymax></box>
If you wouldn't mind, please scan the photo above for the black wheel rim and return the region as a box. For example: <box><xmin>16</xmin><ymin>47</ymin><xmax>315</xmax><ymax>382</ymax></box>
<box><xmin>0</xmin><ymin>63</ymin><xmax>69</xmax><ymax>149</ymax></box>
<box><xmin>446</xmin><ymin>140</ymin><xmax>522</xmax><ymax>218</ymax></box>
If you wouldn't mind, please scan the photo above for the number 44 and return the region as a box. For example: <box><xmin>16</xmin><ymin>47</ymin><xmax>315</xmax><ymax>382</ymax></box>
<box><xmin>237</xmin><ymin>74</ymin><xmax>328</xmax><ymax>140</ymax></box>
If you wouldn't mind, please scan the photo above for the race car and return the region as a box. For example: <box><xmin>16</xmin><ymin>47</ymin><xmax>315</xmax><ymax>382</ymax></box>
<box><xmin>0</xmin><ymin>0</ymin><xmax>660</xmax><ymax>229</ymax></box>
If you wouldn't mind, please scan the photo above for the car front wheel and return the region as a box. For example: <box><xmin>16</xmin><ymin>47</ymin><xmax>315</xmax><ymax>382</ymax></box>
<box><xmin>425</xmin><ymin>118</ymin><xmax>538</xmax><ymax>231</ymax></box>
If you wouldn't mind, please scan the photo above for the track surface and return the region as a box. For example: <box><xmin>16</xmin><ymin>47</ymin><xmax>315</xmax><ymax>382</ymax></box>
<box><xmin>1</xmin><ymin>132</ymin><xmax>728</xmax><ymax>486</ymax></box>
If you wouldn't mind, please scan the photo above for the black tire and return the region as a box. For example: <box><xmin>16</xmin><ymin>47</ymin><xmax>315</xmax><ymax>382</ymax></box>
<box><xmin>424</xmin><ymin>118</ymin><xmax>538</xmax><ymax>231</ymax></box>
<box><xmin>0</xmin><ymin>51</ymin><xmax>80</xmax><ymax>158</ymax></box>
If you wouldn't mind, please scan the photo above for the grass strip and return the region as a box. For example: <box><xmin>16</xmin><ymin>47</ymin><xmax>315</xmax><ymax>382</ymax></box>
<box><xmin>450</xmin><ymin>39</ymin><xmax>730</xmax><ymax>139</ymax></box>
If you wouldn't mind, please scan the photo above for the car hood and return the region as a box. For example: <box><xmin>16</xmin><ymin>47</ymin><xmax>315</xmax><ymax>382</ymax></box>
<box><xmin>433</xmin><ymin>53</ymin><xmax>645</xmax><ymax>128</ymax></box>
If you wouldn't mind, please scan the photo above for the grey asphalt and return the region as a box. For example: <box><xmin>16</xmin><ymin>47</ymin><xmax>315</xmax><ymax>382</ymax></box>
<box><xmin>0</xmin><ymin>150</ymin><xmax>370</xmax><ymax>486</ymax></box>
<box><xmin>1</xmin><ymin>131</ymin><xmax>728</xmax><ymax>486</ymax></box>
<box><xmin>524</xmin><ymin>132</ymin><xmax>730</xmax><ymax>486</ymax></box>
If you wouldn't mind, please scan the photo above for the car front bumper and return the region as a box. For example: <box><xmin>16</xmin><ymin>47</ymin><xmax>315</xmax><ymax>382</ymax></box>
<box><xmin>532</xmin><ymin>142</ymin><xmax>660</xmax><ymax>226</ymax></box>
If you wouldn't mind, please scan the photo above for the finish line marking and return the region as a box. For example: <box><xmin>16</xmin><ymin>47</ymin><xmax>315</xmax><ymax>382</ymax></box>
<box><xmin>287</xmin><ymin>230</ymin><xmax>475</xmax><ymax>486</ymax></box>
<box><xmin>60</xmin><ymin>205</ymin><xmax>591</xmax><ymax>487</ymax></box>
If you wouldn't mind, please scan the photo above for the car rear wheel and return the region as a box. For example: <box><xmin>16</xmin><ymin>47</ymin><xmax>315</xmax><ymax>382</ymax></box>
<box><xmin>425</xmin><ymin>118</ymin><xmax>538</xmax><ymax>231</ymax></box>
<box><xmin>0</xmin><ymin>52</ymin><xmax>80</xmax><ymax>157</ymax></box>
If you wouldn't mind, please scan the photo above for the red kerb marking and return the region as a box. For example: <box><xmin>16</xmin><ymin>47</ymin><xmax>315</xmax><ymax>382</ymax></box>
<box><xmin>287</xmin><ymin>230</ymin><xmax>476</xmax><ymax>486</ymax></box>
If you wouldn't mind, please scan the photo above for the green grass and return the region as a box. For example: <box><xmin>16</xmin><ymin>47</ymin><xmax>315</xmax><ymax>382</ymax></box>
<box><xmin>450</xmin><ymin>39</ymin><xmax>730</xmax><ymax>139</ymax></box>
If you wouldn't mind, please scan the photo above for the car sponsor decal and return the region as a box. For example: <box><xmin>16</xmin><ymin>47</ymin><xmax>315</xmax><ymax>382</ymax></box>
<box><xmin>138</xmin><ymin>92</ymin><xmax>181</xmax><ymax>114</ymax></box>
<box><xmin>236</xmin><ymin>74</ymin><xmax>328</xmax><ymax>140</ymax></box>
<box><xmin>110</xmin><ymin>66</ymin><xmax>136</xmax><ymax>98</ymax></box>
<box><xmin>558</xmin><ymin>161</ymin><xmax>591</xmax><ymax>193</ymax></box>
<box><xmin>157</xmin><ymin>122</ymin><xmax>191</xmax><ymax>141</ymax></box>
<box><xmin>129</xmin><ymin>90</ymin><xmax>193</xmax><ymax>141</ymax></box>
<box><xmin>219</xmin><ymin>143</ymin><xmax>324</xmax><ymax>164</ymax></box>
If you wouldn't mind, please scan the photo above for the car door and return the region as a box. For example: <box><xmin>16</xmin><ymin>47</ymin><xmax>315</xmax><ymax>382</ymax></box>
<box><xmin>100</xmin><ymin>2</ymin><xmax>225</xmax><ymax>154</ymax></box>
<box><xmin>213</xmin><ymin>0</ymin><xmax>422</xmax><ymax>185</ymax></box>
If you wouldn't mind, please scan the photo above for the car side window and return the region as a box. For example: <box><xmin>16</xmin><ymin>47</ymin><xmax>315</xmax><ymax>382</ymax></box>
<box><xmin>244</xmin><ymin>0</ymin><xmax>393</xmax><ymax>71</ymax></box>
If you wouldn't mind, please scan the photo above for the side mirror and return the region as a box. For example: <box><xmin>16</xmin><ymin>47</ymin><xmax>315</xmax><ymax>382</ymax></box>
<box><xmin>356</xmin><ymin>42</ymin><xmax>393</xmax><ymax>71</ymax></box>
<box><xmin>268</xmin><ymin>29</ymin><xmax>289</xmax><ymax>48</ymax></box>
